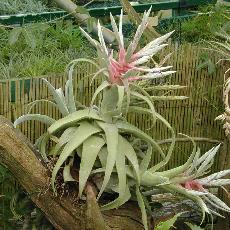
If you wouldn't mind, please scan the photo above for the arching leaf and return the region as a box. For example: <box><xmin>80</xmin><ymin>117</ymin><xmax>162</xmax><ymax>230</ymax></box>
<box><xmin>116</xmin><ymin>120</ymin><xmax>165</xmax><ymax>159</ymax></box>
<box><xmin>136</xmin><ymin>187</ymin><xmax>148</xmax><ymax>230</ymax></box>
<box><xmin>51</xmin><ymin>122</ymin><xmax>101</xmax><ymax>194</ymax></box>
<box><xmin>91</xmin><ymin>81</ymin><xmax>110</xmax><ymax>107</ymax></box>
<box><xmin>14</xmin><ymin>114</ymin><xmax>55</xmax><ymax>127</ymax></box>
<box><xmin>79</xmin><ymin>136</ymin><xmax>105</xmax><ymax>197</ymax></box>
<box><xmin>49</xmin><ymin>127</ymin><xmax>78</xmax><ymax>156</ymax></box>
<box><xmin>48</xmin><ymin>109</ymin><xmax>102</xmax><ymax>134</ymax></box>
<box><xmin>42</xmin><ymin>78</ymin><xmax>69</xmax><ymax>116</ymax></box>
<box><xmin>119</xmin><ymin>135</ymin><xmax>140</xmax><ymax>184</ymax></box>
<box><xmin>96</xmin><ymin>121</ymin><xmax>118</xmax><ymax>200</ymax></box>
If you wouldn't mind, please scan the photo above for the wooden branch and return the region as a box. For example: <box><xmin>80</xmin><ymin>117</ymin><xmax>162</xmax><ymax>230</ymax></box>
<box><xmin>157</xmin><ymin>137</ymin><xmax>221</xmax><ymax>145</ymax></box>
<box><xmin>0</xmin><ymin>116</ymin><xmax>144</xmax><ymax>230</ymax></box>
<box><xmin>120</xmin><ymin>0</ymin><xmax>160</xmax><ymax>40</ymax></box>
<box><xmin>54</xmin><ymin>0</ymin><xmax>115</xmax><ymax>44</ymax></box>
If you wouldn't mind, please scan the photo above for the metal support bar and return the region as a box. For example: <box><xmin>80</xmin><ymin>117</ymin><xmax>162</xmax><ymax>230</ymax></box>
<box><xmin>0</xmin><ymin>0</ymin><xmax>217</xmax><ymax>25</ymax></box>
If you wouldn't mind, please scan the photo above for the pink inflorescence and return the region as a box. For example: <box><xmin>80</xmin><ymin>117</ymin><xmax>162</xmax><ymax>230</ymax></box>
<box><xmin>108</xmin><ymin>48</ymin><xmax>137</xmax><ymax>85</ymax></box>
<box><xmin>181</xmin><ymin>180</ymin><xmax>205</xmax><ymax>192</ymax></box>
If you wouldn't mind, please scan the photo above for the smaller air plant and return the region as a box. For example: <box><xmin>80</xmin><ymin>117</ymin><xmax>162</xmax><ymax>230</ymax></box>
<box><xmin>168</xmin><ymin>144</ymin><xmax>230</xmax><ymax>217</ymax></box>
<box><xmin>140</xmin><ymin>142</ymin><xmax>230</xmax><ymax>225</ymax></box>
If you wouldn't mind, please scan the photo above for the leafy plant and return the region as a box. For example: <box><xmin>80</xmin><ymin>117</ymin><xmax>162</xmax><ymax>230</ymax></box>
<box><xmin>154</xmin><ymin>213</ymin><xmax>205</xmax><ymax>230</ymax></box>
<box><xmin>0</xmin><ymin>164</ymin><xmax>53</xmax><ymax>229</ymax></box>
<box><xmin>180</xmin><ymin>4</ymin><xmax>229</xmax><ymax>43</ymax></box>
<box><xmin>14</xmin><ymin>9</ymin><xmax>230</xmax><ymax>230</ymax></box>
<box><xmin>154</xmin><ymin>213</ymin><xmax>183</xmax><ymax>230</ymax></box>
<box><xmin>158</xmin><ymin>4</ymin><xmax>230</xmax><ymax>43</ymax></box>
<box><xmin>0</xmin><ymin>21</ymin><xmax>95</xmax><ymax>79</ymax></box>
<box><xmin>119</xmin><ymin>0</ymin><xmax>159</xmax><ymax>40</ymax></box>
<box><xmin>0</xmin><ymin>0</ymin><xmax>50</xmax><ymax>15</ymax></box>
<box><xmin>196</xmin><ymin>53</ymin><xmax>216</xmax><ymax>75</ymax></box>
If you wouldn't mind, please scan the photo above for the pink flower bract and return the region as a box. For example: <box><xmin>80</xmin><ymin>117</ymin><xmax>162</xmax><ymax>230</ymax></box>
<box><xmin>181</xmin><ymin>180</ymin><xmax>205</xmax><ymax>192</ymax></box>
<box><xmin>108</xmin><ymin>48</ymin><xmax>137</xmax><ymax>85</ymax></box>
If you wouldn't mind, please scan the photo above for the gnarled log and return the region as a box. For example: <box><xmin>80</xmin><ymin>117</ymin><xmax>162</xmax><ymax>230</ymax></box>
<box><xmin>0</xmin><ymin>116</ymin><xmax>143</xmax><ymax>230</ymax></box>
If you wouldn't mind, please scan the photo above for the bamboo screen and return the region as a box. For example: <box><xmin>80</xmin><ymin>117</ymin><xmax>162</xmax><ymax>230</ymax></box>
<box><xmin>0</xmin><ymin>43</ymin><xmax>227</xmax><ymax>172</ymax></box>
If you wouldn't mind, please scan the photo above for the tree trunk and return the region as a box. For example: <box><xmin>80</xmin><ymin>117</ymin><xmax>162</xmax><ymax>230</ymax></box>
<box><xmin>0</xmin><ymin>116</ymin><xmax>143</xmax><ymax>230</ymax></box>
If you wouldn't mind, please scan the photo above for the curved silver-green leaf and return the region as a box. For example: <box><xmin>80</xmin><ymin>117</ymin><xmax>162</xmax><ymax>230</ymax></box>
<box><xmin>42</xmin><ymin>79</ymin><xmax>69</xmax><ymax>116</ymax></box>
<box><xmin>196</xmin><ymin>145</ymin><xmax>220</xmax><ymax>177</ymax></box>
<box><xmin>126</xmin><ymin>8</ymin><xmax>151</xmax><ymax>60</ymax></box>
<box><xmin>63</xmin><ymin>158</ymin><xmax>75</xmax><ymax>182</ymax></box>
<box><xmin>119</xmin><ymin>135</ymin><xmax>140</xmax><ymax>184</ymax></box>
<box><xmin>97</xmin><ymin>20</ymin><xmax>109</xmax><ymax>57</ymax></box>
<box><xmin>144</xmin><ymin>85</ymin><xmax>186</xmax><ymax>91</ymax></box>
<box><xmin>130</xmin><ymin>90</ymin><xmax>156</xmax><ymax>125</ymax></box>
<box><xmin>116</xmin><ymin>120</ymin><xmax>165</xmax><ymax>159</ymax></box>
<box><xmin>148</xmin><ymin>112</ymin><xmax>175</xmax><ymax>172</ymax></box>
<box><xmin>96</xmin><ymin>121</ymin><xmax>118</xmax><ymax>200</ymax></box>
<box><xmin>79</xmin><ymin>136</ymin><xmax>105</xmax><ymax>197</ymax></box>
<box><xmin>50</xmin><ymin>127</ymin><xmax>78</xmax><ymax>156</ymax></box>
<box><xmin>205</xmin><ymin>193</ymin><xmax>230</xmax><ymax>215</ymax></box>
<box><xmin>26</xmin><ymin>99</ymin><xmax>57</xmax><ymax>114</ymax></box>
<box><xmin>39</xmin><ymin>132</ymin><xmax>50</xmax><ymax>163</ymax></box>
<box><xmin>14</xmin><ymin>114</ymin><xmax>55</xmax><ymax>128</ymax></box>
<box><xmin>48</xmin><ymin>109</ymin><xmax>102</xmax><ymax>135</ymax></box>
<box><xmin>102</xmin><ymin>134</ymin><xmax>126</xmax><ymax>209</ymax></box>
<box><xmin>101</xmin><ymin>184</ymin><xmax>131</xmax><ymax>211</ymax></box>
<box><xmin>35</xmin><ymin>133</ymin><xmax>46</xmax><ymax>149</ymax></box>
<box><xmin>140</xmin><ymin>170</ymin><xmax>168</xmax><ymax>186</ymax></box>
<box><xmin>163</xmin><ymin>184</ymin><xmax>209</xmax><ymax>223</ymax></box>
<box><xmin>198</xmin><ymin>169</ymin><xmax>230</xmax><ymax>185</ymax></box>
<box><xmin>90</xmin><ymin>68</ymin><xmax>107</xmax><ymax>86</ymax></box>
<box><xmin>156</xmin><ymin>134</ymin><xmax>198</xmax><ymax>178</ymax></box>
<box><xmin>136</xmin><ymin>187</ymin><xmax>148</xmax><ymax>230</ymax></box>
<box><xmin>110</xmin><ymin>13</ymin><xmax>122</xmax><ymax>48</ymax></box>
<box><xmin>66</xmin><ymin>65</ymin><xmax>77</xmax><ymax>113</ymax></box>
<box><xmin>140</xmin><ymin>143</ymin><xmax>152</xmax><ymax>173</ymax></box>
<box><xmin>51</xmin><ymin>122</ymin><xmax>101</xmax><ymax>194</ymax></box>
<box><xmin>98</xmin><ymin>147</ymin><xmax>108</xmax><ymax>167</ymax></box>
<box><xmin>67</xmin><ymin>58</ymin><xmax>101</xmax><ymax>71</ymax></box>
<box><xmin>65</xmin><ymin>80</ymin><xmax>70</xmax><ymax>108</ymax></box>
<box><xmin>127</xmin><ymin>106</ymin><xmax>176</xmax><ymax>172</ymax></box>
<box><xmin>150</xmin><ymin>95</ymin><xmax>188</xmax><ymax>101</ymax></box>
<box><xmin>117</xmin><ymin>85</ymin><xmax>125</xmax><ymax>112</ymax></box>
<box><xmin>91</xmin><ymin>81</ymin><xmax>110</xmax><ymax>107</ymax></box>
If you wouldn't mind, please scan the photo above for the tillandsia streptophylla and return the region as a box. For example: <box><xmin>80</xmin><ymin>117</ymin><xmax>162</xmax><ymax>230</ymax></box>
<box><xmin>13</xmin><ymin>9</ymin><xmax>230</xmax><ymax>230</ymax></box>
<box><xmin>14</xmin><ymin>9</ymin><xmax>179</xmax><ymax>215</ymax></box>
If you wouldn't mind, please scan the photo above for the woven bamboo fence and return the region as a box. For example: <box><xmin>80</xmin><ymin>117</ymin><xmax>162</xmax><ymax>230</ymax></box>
<box><xmin>0</xmin><ymin>43</ymin><xmax>228</xmax><ymax>173</ymax></box>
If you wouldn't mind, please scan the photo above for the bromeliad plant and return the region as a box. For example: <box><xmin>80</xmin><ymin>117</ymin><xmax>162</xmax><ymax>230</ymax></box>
<box><xmin>14</xmin><ymin>9</ymin><xmax>230</xmax><ymax>230</ymax></box>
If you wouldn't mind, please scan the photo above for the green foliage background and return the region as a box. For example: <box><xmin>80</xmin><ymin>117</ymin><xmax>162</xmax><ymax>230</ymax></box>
<box><xmin>0</xmin><ymin>21</ymin><xmax>95</xmax><ymax>79</ymax></box>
